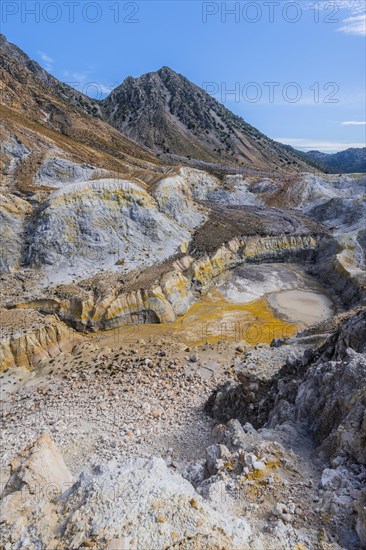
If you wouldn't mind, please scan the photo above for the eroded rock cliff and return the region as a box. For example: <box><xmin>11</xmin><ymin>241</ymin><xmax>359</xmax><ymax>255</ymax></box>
<box><xmin>0</xmin><ymin>308</ymin><xmax>79</xmax><ymax>369</ymax></box>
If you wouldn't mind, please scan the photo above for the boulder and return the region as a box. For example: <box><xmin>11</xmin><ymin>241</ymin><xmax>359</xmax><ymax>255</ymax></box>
<box><xmin>0</xmin><ymin>437</ymin><xmax>252</xmax><ymax>549</ymax></box>
<box><xmin>0</xmin><ymin>434</ymin><xmax>74</xmax><ymax>549</ymax></box>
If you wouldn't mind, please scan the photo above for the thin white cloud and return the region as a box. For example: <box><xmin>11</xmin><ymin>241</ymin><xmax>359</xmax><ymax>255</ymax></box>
<box><xmin>38</xmin><ymin>51</ymin><xmax>54</xmax><ymax>71</ymax></box>
<box><xmin>341</xmin><ymin>121</ymin><xmax>366</xmax><ymax>126</ymax></box>
<box><xmin>308</xmin><ymin>1</ymin><xmax>366</xmax><ymax>36</ymax></box>
<box><xmin>99</xmin><ymin>83</ymin><xmax>115</xmax><ymax>95</ymax></box>
<box><xmin>275</xmin><ymin>137</ymin><xmax>366</xmax><ymax>152</ymax></box>
<box><xmin>337</xmin><ymin>13</ymin><xmax>366</xmax><ymax>36</ymax></box>
<box><xmin>63</xmin><ymin>70</ymin><xmax>92</xmax><ymax>85</ymax></box>
<box><xmin>70</xmin><ymin>71</ymin><xmax>90</xmax><ymax>83</ymax></box>
<box><xmin>63</xmin><ymin>70</ymin><xmax>114</xmax><ymax>98</ymax></box>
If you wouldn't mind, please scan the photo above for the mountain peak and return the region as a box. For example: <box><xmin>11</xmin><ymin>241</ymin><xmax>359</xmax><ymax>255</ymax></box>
<box><xmin>122</xmin><ymin>66</ymin><xmax>179</xmax><ymax>86</ymax></box>
<box><xmin>101</xmin><ymin>67</ymin><xmax>311</xmax><ymax>171</ymax></box>
<box><xmin>156</xmin><ymin>66</ymin><xmax>179</xmax><ymax>76</ymax></box>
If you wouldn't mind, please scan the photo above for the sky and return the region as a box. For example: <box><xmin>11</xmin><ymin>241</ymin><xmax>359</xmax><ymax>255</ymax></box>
<box><xmin>2</xmin><ymin>0</ymin><xmax>366</xmax><ymax>153</ymax></box>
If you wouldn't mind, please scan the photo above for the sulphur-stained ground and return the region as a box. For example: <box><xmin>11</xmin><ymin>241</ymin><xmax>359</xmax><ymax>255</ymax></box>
<box><xmin>0</xmin><ymin>324</ymin><xmax>358</xmax><ymax>549</ymax></box>
<box><xmin>0</xmin><ymin>263</ymin><xmax>336</xmax><ymax>479</ymax></box>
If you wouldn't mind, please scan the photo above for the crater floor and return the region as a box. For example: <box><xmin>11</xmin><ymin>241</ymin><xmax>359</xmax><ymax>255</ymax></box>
<box><xmin>94</xmin><ymin>263</ymin><xmax>334</xmax><ymax>348</ymax></box>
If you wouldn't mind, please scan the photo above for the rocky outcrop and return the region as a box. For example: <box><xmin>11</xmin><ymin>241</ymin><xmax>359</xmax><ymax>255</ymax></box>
<box><xmin>0</xmin><ymin>436</ymin><xmax>252</xmax><ymax>549</ymax></box>
<box><xmin>89</xmin><ymin>268</ymin><xmax>195</xmax><ymax>329</ymax></box>
<box><xmin>0</xmin><ymin>193</ymin><xmax>32</xmax><ymax>273</ymax></box>
<box><xmin>275</xmin><ymin>309</ymin><xmax>366</xmax><ymax>464</ymax></box>
<box><xmin>33</xmin><ymin>156</ymin><xmax>106</xmax><ymax>188</ymax></box>
<box><xmin>8</xmin><ymin>257</ymin><xmax>196</xmax><ymax>330</ymax></box>
<box><xmin>206</xmin><ymin>308</ymin><xmax>366</xmax><ymax>548</ymax></box>
<box><xmin>313</xmin><ymin>238</ymin><xmax>366</xmax><ymax>307</ymax></box>
<box><xmin>2</xmin><ymin>433</ymin><xmax>74</xmax><ymax>497</ymax></box>
<box><xmin>0</xmin><ymin>308</ymin><xmax>79</xmax><ymax>369</ymax></box>
<box><xmin>153</xmin><ymin>169</ymin><xmax>263</xmax><ymax>230</ymax></box>
<box><xmin>294</xmin><ymin>348</ymin><xmax>366</xmax><ymax>463</ymax></box>
<box><xmin>256</xmin><ymin>173</ymin><xmax>366</xmax><ymax>210</ymax></box>
<box><xmin>152</xmin><ymin>167</ymin><xmax>217</xmax><ymax>229</ymax></box>
<box><xmin>208</xmin><ymin>308</ymin><xmax>366</xmax><ymax>454</ymax></box>
<box><xmin>0</xmin><ymin>434</ymin><xmax>74</xmax><ymax>549</ymax></box>
<box><xmin>191</xmin><ymin>235</ymin><xmax>319</xmax><ymax>287</ymax></box>
<box><xmin>206</xmin><ymin>174</ymin><xmax>263</xmax><ymax>206</ymax></box>
<box><xmin>27</xmin><ymin>178</ymin><xmax>192</xmax><ymax>284</ymax></box>
<box><xmin>254</xmin><ymin>173</ymin><xmax>366</xmax><ymax>305</ymax></box>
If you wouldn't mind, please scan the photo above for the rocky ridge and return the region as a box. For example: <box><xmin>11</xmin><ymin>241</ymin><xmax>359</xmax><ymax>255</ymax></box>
<box><xmin>0</xmin><ymin>435</ymin><xmax>252</xmax><ymax>550</ymax></box>
<box><xmin>1</xmin><ymin>34</ymin><xmax>315</xmax><ymax>174</ymax></box>
<box><xmin>7</xmin><ymin>233</ymin><xmax>323</xmax><ymax>334</ymax></box>
<box><xmin>304</xmin><ymin>147</ymin><xmax>366</xmax><ymax>174</ymax></box>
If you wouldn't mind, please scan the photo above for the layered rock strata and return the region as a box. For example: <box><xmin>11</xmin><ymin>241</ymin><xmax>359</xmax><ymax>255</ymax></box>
<box><xmin>0</xmin><ymin>308</ymin><xmax>79</xmax><ymax>370</ymax></box>
<box><xmin>9</xmin><ymin>235</ymin><xmax>322</xmax><ymax>331</ymax></box>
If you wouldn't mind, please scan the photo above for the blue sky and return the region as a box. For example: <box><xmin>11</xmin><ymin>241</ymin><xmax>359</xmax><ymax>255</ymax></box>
<box><xmin>2</xmin><ymin>0</ymin><xmax>365</xmax><ymax>152</ymax></box>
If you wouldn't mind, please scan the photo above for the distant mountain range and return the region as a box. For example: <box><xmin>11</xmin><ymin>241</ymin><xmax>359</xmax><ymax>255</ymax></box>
<box><xmin>303</xmin><ymin>148</ymin><xmax>366</xmax><ymax>174</ymax></box>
